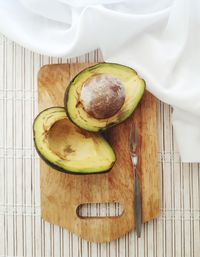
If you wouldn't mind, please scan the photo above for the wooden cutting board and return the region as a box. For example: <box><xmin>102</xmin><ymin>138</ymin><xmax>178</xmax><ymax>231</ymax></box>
<box><xmin>38</xmin><ymin>63</ymin><xmax>160</xmax><ymax>243</ymax></box>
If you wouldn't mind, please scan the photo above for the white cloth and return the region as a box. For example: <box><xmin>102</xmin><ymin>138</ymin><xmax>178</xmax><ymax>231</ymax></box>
<box><xmin>0</xmin><ymin>0</ymin><xmax>199</xmax><ymax>162</ymax></box>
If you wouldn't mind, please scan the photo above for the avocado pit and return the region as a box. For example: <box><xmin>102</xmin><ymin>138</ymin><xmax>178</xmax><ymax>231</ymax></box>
<box><xmin>80</xmin><ymin>74</ymin><xmax>125</xmax><ymax>119</ymax></box>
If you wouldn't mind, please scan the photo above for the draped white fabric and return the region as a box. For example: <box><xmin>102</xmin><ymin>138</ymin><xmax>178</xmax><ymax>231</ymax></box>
<box><xmin>0</xmin><ymin>0</ymin><xmax>199</xmax><ymax>162</ymax></box>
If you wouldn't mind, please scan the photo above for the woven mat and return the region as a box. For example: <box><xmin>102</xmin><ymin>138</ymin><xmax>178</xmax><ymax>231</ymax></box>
<box><xmin>0</xmin><ymin>35</ymin><xmax>199</xmax><ymax>257</ymax></box>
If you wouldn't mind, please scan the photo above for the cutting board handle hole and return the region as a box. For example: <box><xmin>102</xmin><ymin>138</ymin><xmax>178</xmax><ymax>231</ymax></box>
<box><xmin>76</xmin><ymin>202</ymin><xmax>124</xmax><ymax>218</ymax></box>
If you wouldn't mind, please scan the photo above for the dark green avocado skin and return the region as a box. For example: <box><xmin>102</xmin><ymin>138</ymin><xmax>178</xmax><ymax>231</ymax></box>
<box><xmin>33</xmin><ymin>136</ymin><xmax>112</xmax><ymax>175</ymax></box>
<box><xmin>64</xmin><ymin>62</ymin><xmax>146</xmax><ymax>132</ymax></box>
<box><xmin>33</xmin><ymin>111</ymin><xmax>113</xmax><ymax>175</ymax></box>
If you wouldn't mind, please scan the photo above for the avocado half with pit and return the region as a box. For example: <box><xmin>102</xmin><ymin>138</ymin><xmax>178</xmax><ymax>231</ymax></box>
<box><xmin>65</xmin><ymin>63</ymin><xmax>145</xmax><ymax>132</ymax></box>
<box><xmin>33</xmin><ymin>107</ymin><xmax>116</xmax><ymax>174</ymax></box>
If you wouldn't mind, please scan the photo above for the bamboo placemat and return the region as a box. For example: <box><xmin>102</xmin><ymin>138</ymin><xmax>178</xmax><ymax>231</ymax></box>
<box><xmin>0</xmin><ymin>34</ymin><xmax>199</xmax><ymax>257</ymax></box>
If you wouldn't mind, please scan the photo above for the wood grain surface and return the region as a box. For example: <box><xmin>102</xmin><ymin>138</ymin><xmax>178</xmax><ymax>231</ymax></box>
<box><xmin>38</xmin><ymin>63</ymin><xmax>160</xmax><ymax>243</ymax></box>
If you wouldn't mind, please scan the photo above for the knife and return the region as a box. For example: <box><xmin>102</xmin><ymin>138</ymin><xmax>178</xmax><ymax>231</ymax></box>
<box><xmin>129</xmin><ymin>125</ymin><xmax>142</xmax><ymax>237</ymax></box>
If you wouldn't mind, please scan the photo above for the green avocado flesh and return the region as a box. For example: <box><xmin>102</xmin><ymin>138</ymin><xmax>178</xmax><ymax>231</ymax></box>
<box><xmin>65</xmin><ymin>63</ymin><xmax>145</xmax><ymax>132</ymax></box>
<box><xmin>33</xmin><ymin>107</ymin><xmax>116</xmax><ymax>174</ymax></box>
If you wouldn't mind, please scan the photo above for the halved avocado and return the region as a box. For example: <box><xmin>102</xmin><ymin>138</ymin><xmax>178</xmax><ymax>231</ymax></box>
<box><xmin>33</xmin><ymin>107</ymin><xmax>116</xmax><ymax>174</ymax></box>
<box><xmin>64</xmin><ymin>63</ymin><xmax>145</xmax><ymax>132</ymax></box>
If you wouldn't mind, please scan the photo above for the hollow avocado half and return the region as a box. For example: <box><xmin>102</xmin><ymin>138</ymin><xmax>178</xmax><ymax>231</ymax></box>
<box><xmin>33</xmin><ymin>107</ymin><xmax>116</xmax><ymax>174</ymax></box>
<box><xmin>64</xmin><ymin>63</ymin><xmax>145</xmax><ymax>132</ymax></box>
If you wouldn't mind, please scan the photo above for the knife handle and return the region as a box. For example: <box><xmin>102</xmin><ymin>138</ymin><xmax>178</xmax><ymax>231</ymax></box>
<box><xmin>134</xmin><ymin>170</ymin><xmax>142</xmax><ymax>237</ymax></box>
